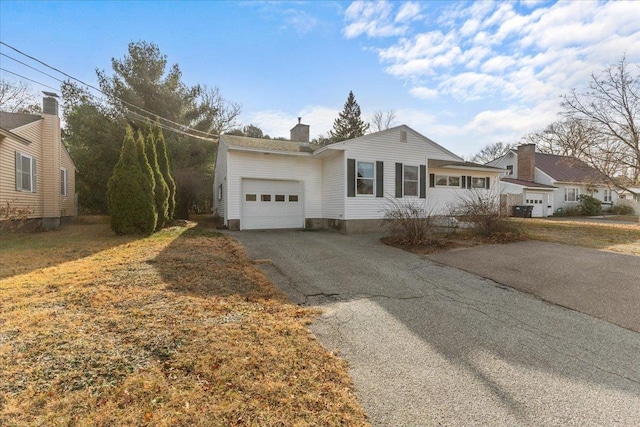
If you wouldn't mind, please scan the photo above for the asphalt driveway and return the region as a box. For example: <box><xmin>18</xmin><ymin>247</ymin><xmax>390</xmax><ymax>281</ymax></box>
<box><xmin>233</xmin><ymin>230</ymin><xmax>640</xmax><ymax>426</ymax></box>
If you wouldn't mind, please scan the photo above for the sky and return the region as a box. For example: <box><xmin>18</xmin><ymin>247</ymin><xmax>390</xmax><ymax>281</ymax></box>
<box><xmin>1</xmin><ymin>0</ymin><xmax>639</xmax><ymax>157</ymax></box>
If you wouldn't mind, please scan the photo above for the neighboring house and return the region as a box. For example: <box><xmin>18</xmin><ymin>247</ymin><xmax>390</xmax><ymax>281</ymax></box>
<box><xmin>619</xmin><ymin>187</ymin><xmax>640</xmax><ymax>202</ymax></box>
<box><xmin>214</xmin><ymin>121</ymin><xmax>502</xmax><ymax>232</ymax></box>
<box><xmin>0</xmin><ymin>93</ymin><xmax>76</xmax><ymax>229</ymax></box>
<box><xmin>488</xmin><ymin>144</ymin><xmax>618</xmax><ymax>217</ymax></box>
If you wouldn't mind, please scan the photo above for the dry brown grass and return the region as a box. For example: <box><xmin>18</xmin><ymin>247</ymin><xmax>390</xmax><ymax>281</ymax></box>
<box><xmin>0</xmin><ymin>220</ymin><xmax>369</xmax><ymax>426</ymax></box>
<box><xmin>513</xmin><ymin>218</ymin><xmax>640</xmax><ymax>256</ymax></box>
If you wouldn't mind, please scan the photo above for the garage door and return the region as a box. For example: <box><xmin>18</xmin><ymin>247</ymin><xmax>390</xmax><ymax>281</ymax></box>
<box><xmin>241</xmin><ymin>179</ymin><xmax>303</xmax><ymax>230</ymax></box>
<box><xmin>525</xmin><ymin>192</ymin><xmax>547</xmax><ymax>217</ymax></box>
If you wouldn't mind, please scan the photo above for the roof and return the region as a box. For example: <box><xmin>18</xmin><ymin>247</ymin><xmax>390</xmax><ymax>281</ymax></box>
<box><xmin>221</xmin><ymin>134</ymin><xmax>322</xmax><ymax>154</ymax></box>
<box><xmin>501</xmin><ymin>178</ymin><xmax>557</xmax><ymax>190</ymax></box>
<box><xmin>428</xmin><ymin>159</ymin><xmax>504</xmax><ymax>172</ymax></box>
<box><xmin>534</xmin><ymin>153</ymin><xmax>607</xmax><ymax>183</ymax></box>
<box><xmin>0</xmin><ymin>111</ymin><xmax>41</xmax><ymax>131</ymax></box>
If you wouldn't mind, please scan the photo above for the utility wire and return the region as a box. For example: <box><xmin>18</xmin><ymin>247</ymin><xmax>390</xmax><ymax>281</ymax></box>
<box><xmin>0</xmin><ymin>41</ymin><xmax>220</xmax><ymax>140</ymax></box>
<box><xmin>0</xmin><ymin>66</ymin><xmax>218</xmax><ymax>141</ymax></box>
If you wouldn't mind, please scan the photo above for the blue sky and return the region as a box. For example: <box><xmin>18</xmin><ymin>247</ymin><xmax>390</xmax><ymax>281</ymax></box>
<box><xmin>1</xmin><ymin>0</ymin><xmax>639</xmax><ymax>157</ymax></box>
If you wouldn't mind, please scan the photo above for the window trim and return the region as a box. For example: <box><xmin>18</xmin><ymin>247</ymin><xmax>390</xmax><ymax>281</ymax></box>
<box><xmin>434</xmin><ymin>174</ymin><xmax>461</xmax><ymax>188</ymax></box>
<box><xmin>16</xmin><ymin>152</ymin><xmax>36</xmax><ymax>193</ymax></box>
<box><xmin>565</xmin><ymin>186</ymin><xmax>579</xmax><ymax>202</ymax></box>
<box><xmin>60</xmin><ymin>167</ymin><xmax>68</xmax><ymax>196</ymax></box>
<box><xmin>356</xmin><ymin>160</ymin><xmax>375</xmax><ymax>196</ymax></box>
<box><xmin>506</xmin><ymin>165</ymin><xmax>514</xmax><ymax>176</ymax></box>
<box><xmin>403</xmin><ymin>164</ymin><xmax>419</xmax><ymax>197</ymax></box>
<box><xmin>603</xmin><ymin>188</ymin><xmax>612</xmax><ymax>202</ymax></box>
<box><xmin>471</xmin><ymin>177</ymin><xmax>486</xmax><ymax>189</ymax></box>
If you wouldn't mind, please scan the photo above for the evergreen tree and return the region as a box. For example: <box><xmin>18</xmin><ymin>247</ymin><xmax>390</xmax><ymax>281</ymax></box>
<box><xmin>155</xmin><ymin>123</ymin><xmax>177</xmax><ymax>220</ymax></box>
<box><xmin>107</xmin><ymin>126</ymin><xmax>157</xmax><ymax>235</ymax></box>
<box><xmin>136</xmin><ymin>129</ymin><xmax>158</xmax><ymax>230</ymax></box>
<box><xmin>145</xmin><ymin>124</ymin><xmax>170</xmax><ymax>230</ymax></box>
<box><xmin>329</xmin><ymin>91</ymin><xmax>370</xmax><ymax>143</ymax></box>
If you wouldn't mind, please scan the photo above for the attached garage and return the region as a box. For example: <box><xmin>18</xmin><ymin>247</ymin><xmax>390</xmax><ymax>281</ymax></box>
<box><xmin>524</xmin><ymin>191</ymin><xmax>552</xmax><ymax>217</ymax></box>
<box><xmin>241</xmin><ymin>179</ymin><xmax>304</xmax><ymax>230</ymax></box>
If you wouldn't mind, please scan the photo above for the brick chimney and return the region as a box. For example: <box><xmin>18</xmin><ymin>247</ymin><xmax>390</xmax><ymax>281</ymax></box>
<box><xmin>517</xmin><ymin>143</ymin><xmax>536</xmax><ymax>182</ymax></box>
<box><xmin>290</xmin><ymin>117</ymin><xmax>310</xmax><ymax>143</ymax></box>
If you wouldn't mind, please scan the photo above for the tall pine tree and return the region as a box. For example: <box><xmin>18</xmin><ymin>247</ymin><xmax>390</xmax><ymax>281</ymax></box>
<box><xmin>329</xmin><ymin>91</ymin><xmax>370</xmax><ymax>143</ymax></box>
<box><xmin>145</xmin><ymin>124</ymin><xmax>170</xmax><ymax>230</ymax></box>
<box><xmin>107</xmin><ymin>126</ymin><xmax>157</xmax><ymax>235</ymax></box>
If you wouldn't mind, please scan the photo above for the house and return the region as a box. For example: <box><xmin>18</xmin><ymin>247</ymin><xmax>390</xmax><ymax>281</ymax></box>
<box><xmin>0</xmin><ymin>93</ymin><xmax>76</xmax><ymax>229</ymax></box>
<box><xmin>213</xmin><ymin>121</ymin><xmax>502</xmax><ymax>232</ymax></box>
<box><xmin>488</xmin><ymin>144</ymin><xmax>618</xmax><ymax>217</ymax></box>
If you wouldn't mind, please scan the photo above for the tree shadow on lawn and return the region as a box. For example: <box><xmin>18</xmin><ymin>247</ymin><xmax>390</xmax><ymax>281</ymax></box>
<box><xmin>0</xmin><ymin>220</ymin><xmax>137</xmax><ymax>280</ymax></box>
<box><xmin>152</xmin><ymin>224</ymin><xmax>286</xmax><ymax>301</ymax></box>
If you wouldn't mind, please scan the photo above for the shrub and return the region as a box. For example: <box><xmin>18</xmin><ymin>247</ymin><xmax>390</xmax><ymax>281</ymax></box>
<box><xmin>578</xmin><ymin>194</ymin><xmax>602</xmax><ymax>216</ymax></box>
<box><xmin>450</xmin><ymin>190</ymin><xmax>511</xmax><ymax>236</ymax></box>
<box><xmin>610</xmin><ymin>203</ymin><xmax>635</xmax><ymax>215</ymax></box>
<box><xmin>383</xmin><ymin>198</ymin><xmax>435</xmax><ymax>244</ymax></box>
<box><xmin>107</xmin><ymin>126</ymin><xmax>157</xmax><ymax>235</ymax></box>
<box><xmin>0</xmin><ymin>200</ymin><xmax>34</xmax><ymax>233</ymax></box>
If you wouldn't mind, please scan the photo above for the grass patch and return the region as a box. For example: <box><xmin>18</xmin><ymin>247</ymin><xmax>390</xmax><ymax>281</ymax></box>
<box><xmin>0</xmin><ymin>221</ymin><xmax>369</xmax><ymax>426</ymax></box>
<box><xmin>513</xmin><ymin>218</ymin><xmax>640</xmax><ymax>256</ymax></box>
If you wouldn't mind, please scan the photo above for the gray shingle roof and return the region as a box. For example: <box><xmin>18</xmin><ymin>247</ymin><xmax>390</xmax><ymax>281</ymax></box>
<box><xmin>222</xmin><ymin>134</ymin><xmax>322</xmax><ymax>153</ymax></box>
<box><xmin>428</xmin><ymin>159</ymin><xmax>503</xmax><ymax>170</ymax></box>
<box><xmin>535</xmin><ymin>153</ymin><xmax>606</xmax><ymax>183</ymax></box>
<box><xmin>0</xmin><ymin>111</ymin><xmax>41</xmax><ymax>131</ymax></box>
<box><xmin>501</xmin><ymin>178</ymin><xmax>557</xmax><ymax>189</ymax></box>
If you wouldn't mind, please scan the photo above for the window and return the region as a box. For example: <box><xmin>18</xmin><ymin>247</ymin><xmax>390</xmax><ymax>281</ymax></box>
<box><xmin>289</xmin><ymin>195</ymin><xmax>298</xmax><ymax>202</ymax></box>
<box><xmin>403</xmin><ymin>165</ymin><xmax>419</xmax><ymax>196</ymax></box>
<box><xmin>604</xmin><ymin>189</ymin><xmax>612</xmax><ymax>202</ymax></box>
<box><xmin>246</xmin><ymin>194</ymin><xmax>257</xmax><ymax>202</ymax></box>
<box><xmin>15</xmin><ymin>152</ymin><xmax>36</xmax><ymax>192</ymax></box>
<box><xmin>565</xmin><ymin>187</ymin><xmax>579</xmax><ymax>202</ymax></box>
<box><xmin>506</xmin><ymin>165</ymin><xmax>514</xmax><ymax>175</ymax></box>
<box><xmin>471</xmin><ymin>177</ymin><xmax>486</xmax><ymax>189</ymax></box>
<box><xmin>357</xmin><ymin>161</ymin><xmax>374</xmax><ymax>195</ymax></box>
<box><xmin>217</xmin><ymin>184</ymin><xmax>223</xmax><ymax>201</ymax></box>
<box><xmin>435</xmin><ymin>175</ymin><xmax>460</xmax><ymax>187</ymax></box>
<box><xmin>275</xmin><ymin>195</ymin><xmax>285</xmax><ymax>202</ymax></box>
<box><xmin>261</xmin><ymin>194</ymin><xmax>271</xmax><ymax>202</ymax></box>
<box><xmin>60</xmin><ymin>168</ymin><xmax>68</xmax><ymax>196</ymax></box>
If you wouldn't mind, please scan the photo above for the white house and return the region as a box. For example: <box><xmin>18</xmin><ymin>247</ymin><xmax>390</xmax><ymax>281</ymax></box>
<box><xmin>488</xmin><ymin>144</ymin><xmax>619</xmax><ymax>217</ymax></box>
<box><xmin>214</xmin><ymin>122</ymin><xmax>502</xmax><ymax>232</ymax></box>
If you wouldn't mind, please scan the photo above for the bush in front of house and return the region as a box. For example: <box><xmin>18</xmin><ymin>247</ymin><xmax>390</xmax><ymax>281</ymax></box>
<box><xmin>107</xmin><ymin>126</ymin><xmax>158</xmax><ymax>235</ymax></box>
<box><xmin>610</xmin><ymin>203</ymin><xmax>635</xmax><ymax>215</ymax></box>
<box><xmin>577</xmin><ymin>194</ymin><xmax>602</xmax><ymax>216</ymax></box>
<box><xmin>450</xmin><ymin>190</ymin><xmax>514</xmax><ymax>236</ymax></box>
<box><xmin>383</xmin><ymin>198</ymin><xmax>436</xmax><ymax>244</ymax></box>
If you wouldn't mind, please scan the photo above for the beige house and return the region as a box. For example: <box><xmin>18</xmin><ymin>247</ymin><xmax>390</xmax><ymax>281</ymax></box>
<box><xmin>0</xmin><ymin>93</ymin><xmax>76</xmax><ymax>229</ymax></box>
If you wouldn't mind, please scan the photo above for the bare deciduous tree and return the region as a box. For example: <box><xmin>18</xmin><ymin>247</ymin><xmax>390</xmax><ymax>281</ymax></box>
<box><xmin>195</xmin><ymin>85</ymin><xmax>241</xmax><ymax>136</ymax></box>
<box><xmin>470</xmin><ymin>142</ymin><xmax>515</xmax><ymax>164</ymax></box>
<box><xmin>0</xmin><ymin>79</ymin><xmax>41</xmax><ymax>114</ymax></box>
<box><xmin>370</xmin><ymin>110</ymin><xmax>397</xmax><ymax>132</ymax></box>
<box><xmin>560</xmin><ymin>55</ymin><xmax>640</xmax><ymax>185</ymax></box>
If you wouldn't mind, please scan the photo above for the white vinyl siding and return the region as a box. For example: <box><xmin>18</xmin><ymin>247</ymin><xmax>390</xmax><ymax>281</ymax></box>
<box><xmin>339</xmin><ymin>127</ymin><xmax>465</xmax><ymax>219</ymax></box>
<box><xmin>226</xmin><ymin>150</ymin><xmax>322</xmax><ymax>223</ymax></box>
<box><xmin>213</xmin><ymin>140</ymin><xmax>229</xmax><ymax>221</ymax></box>
<box><xmin>322</xmin><ymin>152</ymin><xmax>344</xmax><ymax>219</ymax></box>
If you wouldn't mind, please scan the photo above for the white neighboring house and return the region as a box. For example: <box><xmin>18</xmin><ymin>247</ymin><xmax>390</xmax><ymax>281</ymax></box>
<box><xmin>488</xmin><ymin>144</ymin><xmax>619</xmax><ymax>217</ymax></box>
<box><xmin>213</xmin><ymin>122</ymin><xmax>502</xmax><ymax>232</ymax></box>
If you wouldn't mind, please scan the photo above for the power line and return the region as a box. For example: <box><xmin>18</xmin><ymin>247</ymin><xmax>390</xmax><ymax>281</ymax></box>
<box><xmin>0</xmin><ymin>66</ymin><xmax>218</xmax><ymax>142</ymax></box>
<box><xmin>0</xmin><ymin>41</ymin><xmax>219</xmax><ymax>140</ymax></box>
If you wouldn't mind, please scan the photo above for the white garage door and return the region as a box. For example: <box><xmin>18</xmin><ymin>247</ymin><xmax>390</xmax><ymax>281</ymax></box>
<box><xmin>525</xmin><ymin>192</ymin><xmax>547</xmax><ymax>217</ymax></box>
<box><xmin>241</xmin><ymin>179</ymin><xmax>303</xmax><ymax>230</ymax></box>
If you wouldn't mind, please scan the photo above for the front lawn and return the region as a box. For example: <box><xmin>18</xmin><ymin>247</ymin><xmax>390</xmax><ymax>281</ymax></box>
<box><xmin>0</xmin><ymin>219</ymin><xmax>369</xmax><ymax>426</ymax></box>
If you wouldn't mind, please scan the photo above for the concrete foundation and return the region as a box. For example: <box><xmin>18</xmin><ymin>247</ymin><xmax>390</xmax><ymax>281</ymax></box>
<box><xmin>227</xmin><ymin>219</ymin><xmax>240</xmax><ymax>231</ymax></box>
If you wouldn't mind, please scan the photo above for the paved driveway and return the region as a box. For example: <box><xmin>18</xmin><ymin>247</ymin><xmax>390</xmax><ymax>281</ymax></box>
<box><xmin>233</xmin><ymin>230</ymin><xmax>640</xmax><ymax>426</ymax></box>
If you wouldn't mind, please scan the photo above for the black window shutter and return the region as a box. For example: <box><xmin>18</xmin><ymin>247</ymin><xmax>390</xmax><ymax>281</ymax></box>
<box><xmin>376</xmin><ymin>161</ymin><xmax>384</xmax><ymax>197</ymax></box>
<box><xmin>395</xmin><ymin>163</ymin><xmax>403</xmax><ymax>198</ymax></box>
<box><xmin>485</xmin><ymin>176</ymin><xmax>490</xmax><ymax>189</ymax></box>
<box><xmin>429</xmin><ymin>173</ymin><xmax>435</xmax><ymax>188</ymax></box>
<box><xmin>419</xmin><ymin>165</ymin><xmax>426</xmax><ymax>198</ymax></box>
<box><xmin>467</xmin><ymin>176</ymin><xmax>472</xmax><ymax>189</ymax></box>
<box><xmin>461</xmin><ymin>176</ymin><xmax>466</xmax><ymax>189</ymax></box>
<box><xmin>347</xmin><ymin>158</ymin><xmax>356</xmax><ymax>197</ymax></box>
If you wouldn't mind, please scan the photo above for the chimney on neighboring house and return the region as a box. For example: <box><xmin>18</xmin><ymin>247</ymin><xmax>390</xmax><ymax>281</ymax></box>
<box><xmin>517</xmin><ymin>143</ymin><xmax>536</xmax><ymax>182</ymax></box>
<box><xmin>290</xmin><ymin>117</ymin><xmax>310</xmax><ymax>144</ymax></box>
<box><xmin>42</xmin><ymin>91</ymin><xmax>59</xmax><ymax>116</ymax></box>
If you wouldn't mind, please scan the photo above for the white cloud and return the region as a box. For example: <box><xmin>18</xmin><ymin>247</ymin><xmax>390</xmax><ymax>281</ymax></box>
<box><xmin>281</xmin><ymin>9</ymin><xmax>319</xmax><ymax>35</ymax></box>
<box><xmin>395</xmin><ymin>2</ymin><xmax>423</xmax><ymax>23</ymax></box>
<box><xmin>343</xmin><ymin>0</ymin><xmax>408</xmax><ymax>38</ymax></box>
<box><xmin>410</xmin><ymin>86</ymin><xmax>438</xmax><ymax>100</ymax></box>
